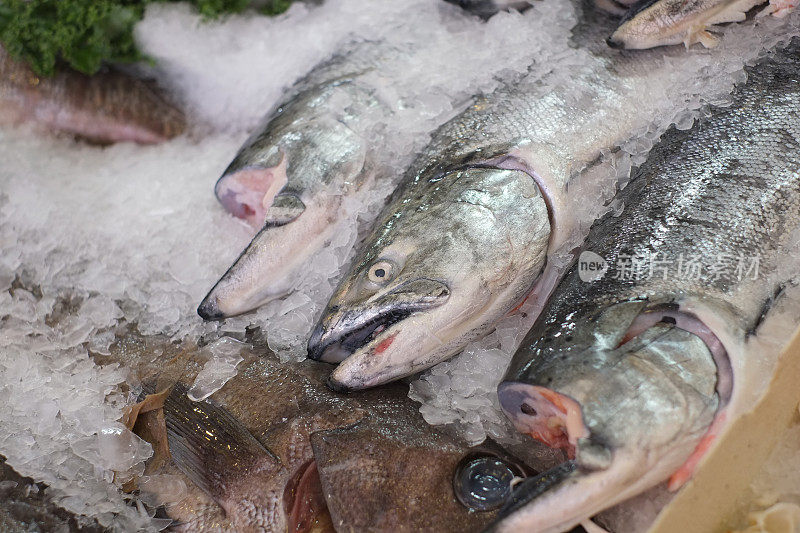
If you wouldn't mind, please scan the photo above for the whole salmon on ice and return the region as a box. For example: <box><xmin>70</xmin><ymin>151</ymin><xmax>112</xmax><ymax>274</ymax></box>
<box><xmin>493</xmin><ymin>37</ymin><xmax>800</xmax><ymax>532</ymax></box>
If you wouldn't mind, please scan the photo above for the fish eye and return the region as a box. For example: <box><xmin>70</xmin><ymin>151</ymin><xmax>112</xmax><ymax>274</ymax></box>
<box><xmin>453</xmin><ymin>454</ymin><xmax>521</xmax><ymax>512</ymax></box>
<box><xmin>367</xmin><ymin>260</ymin><xmax>394</xmax><ymax>284</ymax></box>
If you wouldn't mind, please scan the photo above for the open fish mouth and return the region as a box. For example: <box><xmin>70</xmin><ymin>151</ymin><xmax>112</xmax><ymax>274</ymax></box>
<box><xmin>307</xmin><ymin>280</ymin><xmax>451</xmax><ymax>366</ymax></box>
<box><xmin>212</xmin><ymin>146</ymin><xmax>291</xmax><ymax>227</ymax></box>
<box><xmin>307</xmin><ymin>309</ymin><xmax>415</xmax><ymax>364</ymax></box>
<box><xmin>492</xmin><ymin>309</ymin><xmax>730</xmax><ymax>531</ymax></box>
<box><xmin>283</xmin><ymin>459</ymin><xmax>332</xmax><ymax>533</ymax></box>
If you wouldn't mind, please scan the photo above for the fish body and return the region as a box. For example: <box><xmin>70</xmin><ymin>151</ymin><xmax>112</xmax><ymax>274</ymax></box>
<box><xmin>308</xmin><ymin>7</ymin><xmax>795</xmax><ymax>390</ymax></box>
<box><xmin>197</xmin><ymin>41</ymin><xmax>396</xmax><ymax>320</ymax></box>
<box><xmin>0</xmin><ymin>48</ymin><xmax>185</xmax><ymax>144</ymax></box>
<box><xmin>136</xmin><ymin>344</ymin><xmax>515</xmax><ymax>532</ymax></box>
<box><xmin>607</xmin><ymin>0</ymin><xmax>768</xmax><ymax>49</ymax></box>
<box><xmin>308</xmin><ymin>42</ymin><xmax>639</xmax><ymax>390</ymax></box>
<box><xmin>494</xmin><ymin>38</ymin><xmax>800</xmax><ymax>532</ymax></box>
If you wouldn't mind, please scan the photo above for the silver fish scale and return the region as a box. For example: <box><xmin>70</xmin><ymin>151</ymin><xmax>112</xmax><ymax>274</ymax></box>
<box><xmin>401</xmin><ymin>62</ymin><xmax>628</xmax><ymax>189</ymax></box>
<box><xmin>397</xmin><ymin>12</ymin><xmax>685</xmax><ymax>195</ymax></box>
<box><xmin>505</xmin><ymin>39</ymin><xmax>800</xmax><ymax>381</ymax></box>
<box><xmin>223</xmin><ymin>40</ymin><xmax>396</xmax><ymax>192</ymax></box>
<box><xmin>369</xmin><ymin>40</ymin><xmax>677</xmax><ymax>273</ymax></box>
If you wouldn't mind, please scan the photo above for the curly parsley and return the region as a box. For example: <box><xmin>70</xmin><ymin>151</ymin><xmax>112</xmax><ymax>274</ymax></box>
<box><xmin>0</xmin><ymin>0</ymin><xmax>295</xmax><ymax>77</ymax></box>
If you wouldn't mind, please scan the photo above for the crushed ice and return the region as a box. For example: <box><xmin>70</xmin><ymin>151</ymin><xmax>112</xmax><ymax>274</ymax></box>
<box><xmin>0</xmin><ymin>0</ymin><xmax>583</xmax><ymax>525</ymax></box>
<box><xmin>0</xmin><ymin>0</ymin><xmax>799</xmax><ymax>529</ymax></box>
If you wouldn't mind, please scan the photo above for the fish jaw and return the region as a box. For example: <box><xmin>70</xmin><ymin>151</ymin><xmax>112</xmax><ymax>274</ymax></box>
<box><xmin>607</xmin><ymin>0</ymin><xmax>767</xmax><ymax>49</ymax></box>
<box><xmin>326</xmin><ymin>304</ymin><xmax>471</xmax><ymax>390</ymax></box>
<box><xmin>495</xmin><ymin>322</ymin><xmax>722</xmax><ymax>531</ymax></box>
<box><xmin>488</xmin><ymin>453</ymin><xmax>683</xmax><ymax>533</ymax></box>
<box><xmin>307</xmin><ymin>276</ymin><xmax>453</xmax><ymax>382</ymax></box>
<box><xmin>198</xmin><ymin>194</ymin><xmax>341</xmax><ymax>320</ymax></box>
<box><xmin>321</xmin><ymin>272</ymin><xmax>553</xmax><ymax>390</ymax></box>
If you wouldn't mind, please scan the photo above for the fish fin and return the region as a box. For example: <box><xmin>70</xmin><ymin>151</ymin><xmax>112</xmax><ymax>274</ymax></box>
<box><xmin>264</xmin><ymin>193</ymin><xmax>306</xmax><ymax>227</ymax></box>
<box><xmin>685</xmin><ymin>28</ymin><xmax>719</xmax><ymax>48</ymax></box>
<box><xmin>163</xmin><ymin>382</ymin><xmax>278</xmax><ymax>499</ymax></box>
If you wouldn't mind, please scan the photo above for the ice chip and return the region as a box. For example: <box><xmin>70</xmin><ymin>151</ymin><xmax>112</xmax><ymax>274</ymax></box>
<box><xmin>72</xmin><ymin>423</ymin><xmax>153</xmax><ymax>472</ymax></box>
<box><xmin>188</xmin><ymin>337</ymin><xmax>245</xmax><ymax>401</ymax></box>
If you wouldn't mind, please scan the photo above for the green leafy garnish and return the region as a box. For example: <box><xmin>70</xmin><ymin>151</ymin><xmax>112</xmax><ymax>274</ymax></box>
<box><xmin>0</xmin><ymin>0</ymin><xmax>295</xmax><ymax>77</ymax></box>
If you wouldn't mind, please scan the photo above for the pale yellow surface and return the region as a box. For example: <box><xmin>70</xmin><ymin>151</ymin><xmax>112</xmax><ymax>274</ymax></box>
<box><xmin>649</xmin><ymin>327</ymin><xmax>800</xmax><ymax>533</ymax></box>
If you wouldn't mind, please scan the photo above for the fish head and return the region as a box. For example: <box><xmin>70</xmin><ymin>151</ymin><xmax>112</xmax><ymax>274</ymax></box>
<box><xmin>309</xmin><ymin>384</ymin><xmax>531</xmax><ymax>531</ymax></box>
<box><xmin>308</xmin><ymin>167</ymin><xmax>550</xmax><ymax>389</ymax></box>
<box><xmin>198</xmin><ymin>110</ymin><xmax>369</xmax><ymax>319</ymax></box>
<box><xmin>213</xmin><ymin>111</ymin><xmax>367</xmax><ymax>228</ymax></box>
<box><xmin>494</xmin><ymin>302</ymin><xmax>725</xmax><ymax>531</ymax></box>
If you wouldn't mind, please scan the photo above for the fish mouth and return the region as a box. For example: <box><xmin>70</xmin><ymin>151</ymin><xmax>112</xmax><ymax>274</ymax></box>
<box><xmin>307</xmin><ymin>278</ymin><xmax>451</xmax><ymax>366</ymax></box>
<box><xmin>307</xmin><ymin>308</ymin><xmax>414</xmax><ymax>364</ymax></box>
<box><xmin>283</xmin><ymin>459</ymin><xmax>332</xmax><ymax>533</ymax></box>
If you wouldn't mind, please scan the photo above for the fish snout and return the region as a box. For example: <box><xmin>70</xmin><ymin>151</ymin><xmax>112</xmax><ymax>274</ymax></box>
<box><xmin>306</xmin><ymin>306</ymin><xmax>353</xmax><ymax>363</ymax></box>
<box><xmin>307</xmin><ymin>322</ymin><xmax>331</xmax><ymax>361</ymax></box>
<box><xmin>606</xmin><ymin>35</ymin><xmax>625</xmax><ymax>49</ymax></box>
<box><xmin>307</xmin><ymin>278</ymin><xmax>451</xmax><ymax>365</ymax></box>
<box><xmin>307</xmin><ymin>324</ymin><xmax>324</xmax><ymax>360</ymax></box>
<box><xmin>324</xmin><ymin>374</ymin><xmax>352</xmax><ymax>393</ymax></box>
<box><xmin>197</xmin><ymin>295</ymin><xmax>226</xmax><ymax>321</ymax></box>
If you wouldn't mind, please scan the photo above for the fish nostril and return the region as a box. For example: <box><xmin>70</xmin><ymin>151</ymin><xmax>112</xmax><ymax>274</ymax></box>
<box><xmin>606</xmin><ymin>36</ymin><xmax>624</xmax><ymax>49</ymax></box>
<box><xmin>520</xmin><ymin>403</ymin><xmax>537</xmax><ymax>416</ymax></box>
